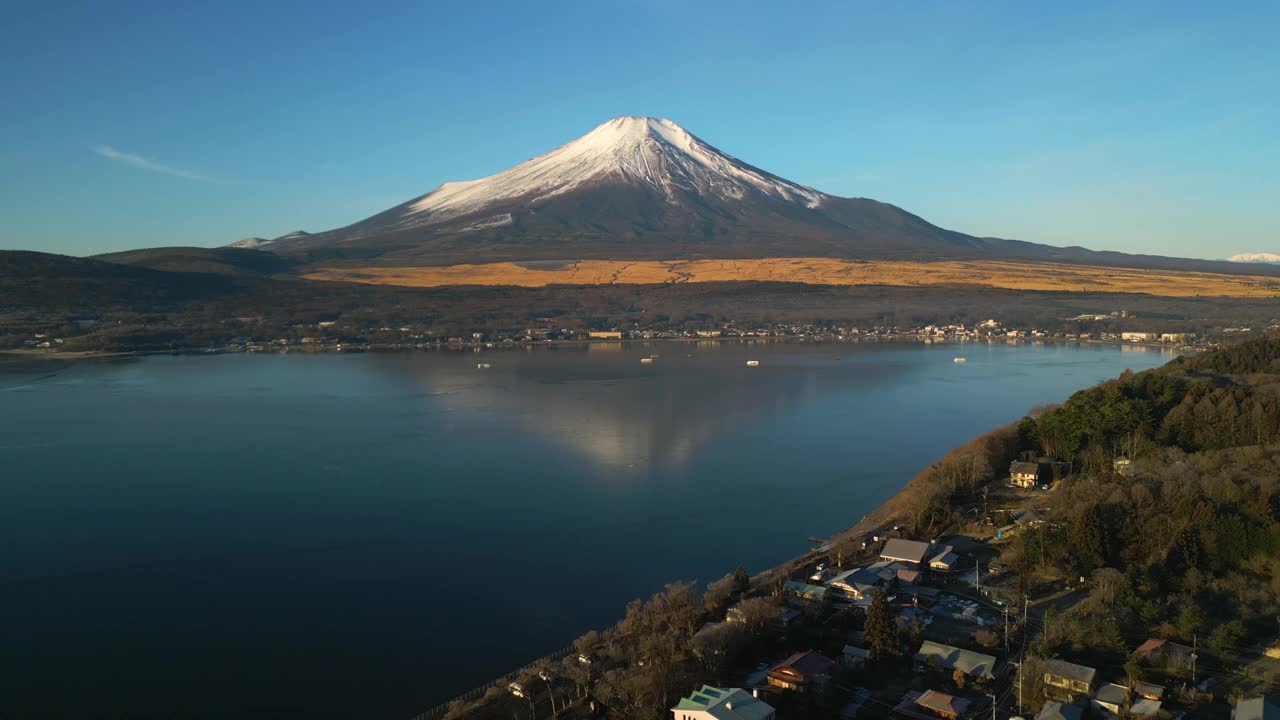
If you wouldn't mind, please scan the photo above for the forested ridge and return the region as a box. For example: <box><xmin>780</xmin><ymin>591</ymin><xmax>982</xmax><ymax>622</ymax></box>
<box><xmin>1008</xmin><ymin>337</ymin><xmax>1280</xmax><ymax>712</ymax></box>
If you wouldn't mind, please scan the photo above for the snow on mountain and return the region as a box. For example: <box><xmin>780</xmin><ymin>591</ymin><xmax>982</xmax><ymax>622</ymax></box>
<box><xmin>401</xmin><ymin>116</ymin><xmax>826</xmax><ymax>227</ymax></box>
<box><xmin>229</xmin><ymin>237</ymin><xmax>271</xmax><ymax>249</ymax></box>
<box><xmin>1227</xmin><ymin>252</ymin><xmax>1280</xmax><ymax>264</ymax></box>
<box><xmin>229</xmin><ymin>230</ymin><xmax>309</xmax><ymax>249</ymax></box>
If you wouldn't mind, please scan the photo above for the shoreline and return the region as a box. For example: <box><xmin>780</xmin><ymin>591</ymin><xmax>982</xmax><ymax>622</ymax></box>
<box><xmin>1</xmin><ymin>334</ymin><xmax>1191</xmax><ymax>363</ymax></box>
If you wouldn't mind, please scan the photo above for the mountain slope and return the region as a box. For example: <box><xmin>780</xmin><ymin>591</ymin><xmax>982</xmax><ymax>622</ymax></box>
<box><xmin>242</xmin><ymin>117</ymin><xmax>993</xmax><ymax>266</ymax></box>
<box><xmin>93</xmin><ymin>246</ymin><xmax>299</xmax><ymax>276</ymax></box>
<box><xmin>0</xmin><ymin>251</ymin><xmax>239</xmax><ymax>310</ymax></box>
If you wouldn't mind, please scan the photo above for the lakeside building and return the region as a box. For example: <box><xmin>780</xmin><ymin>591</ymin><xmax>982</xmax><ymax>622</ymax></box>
<box><xmin>1010</xmin><ymin>460</ymin><xmax>1040</xmax><ymax>487</ymax></box>
<box><xmin>880</xmin><ymin>538</ymin><xmax>955</xmax><ymax>569</ymax></box>
<box><xmin>928</xmin><ymin>550</ymin><xmax>962</xmax><ymax>573</ymax></box>
<box><xmin>671</xmin><ymin>686</ymin><xmax>775</xmax><ymax>720</ymax></box>
<box><xmin>826</xmin><ymin>563</ymin><xmax>897</xmax><ymax>599</ymax></box>
<box><xmin>765</xmin><ymin>650</ymin><xmax>835</xmax><ymax>693</ymax></box>
<box><xmin>781</xmin><ymin>581</ymin><xmax>829</xmax><ymax>612</ymax></box>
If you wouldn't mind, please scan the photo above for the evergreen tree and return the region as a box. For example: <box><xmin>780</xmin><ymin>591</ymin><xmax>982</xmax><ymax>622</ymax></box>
<box><xmin>731</xmin><ymin>565</ymin><xmax>751</xmax><ymax>597</ymax></box>
<box><xmin>1069</xmin><ymin>504</ymin><xmax>1115</xmax><ymax>573</ymax></box>
<box><xmin>865</xmin><ymin>588</ymin><xmax>898</xmax><ymax>661</ymax></box>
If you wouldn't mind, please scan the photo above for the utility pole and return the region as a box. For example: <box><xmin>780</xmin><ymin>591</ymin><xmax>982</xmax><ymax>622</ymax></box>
<box><xmin>1004</xmin><ymin>606</ymin><xmax>1010</xmax><ymax>654</ymax></box>
<box><xmin>1191</xmin><ymin>634</ymin><xmax>1199</xmax><ymax>686</ymax></box>
<box><xmin>1017</xmin><ymin>660</ymin><xmax>1024</xmax><ymax>714</ymax></box>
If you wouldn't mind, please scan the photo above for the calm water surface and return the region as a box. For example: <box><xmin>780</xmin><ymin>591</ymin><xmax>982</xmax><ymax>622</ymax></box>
<box><xmin>0</xmin><ymin>342</ymin><xmax>1170</xmax><ymax>719</ymax></box>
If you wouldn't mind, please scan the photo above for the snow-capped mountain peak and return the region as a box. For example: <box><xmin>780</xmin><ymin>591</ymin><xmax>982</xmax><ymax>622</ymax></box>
<box><xmin>402</xmin><ymin>116</ymin><xmax>826</xmax><ymax>225</ymax></box>
<box><xmin>1228</xmin><ymin>252</ymin><xmax>1280</xmax><ymax>264</ymax></box>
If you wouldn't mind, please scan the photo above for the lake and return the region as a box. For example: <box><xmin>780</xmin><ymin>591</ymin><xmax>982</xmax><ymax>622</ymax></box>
<box><xmin>0</xmin><ymin>341</ymin><xmax>1171</xmax><ymax>719</ymax></box>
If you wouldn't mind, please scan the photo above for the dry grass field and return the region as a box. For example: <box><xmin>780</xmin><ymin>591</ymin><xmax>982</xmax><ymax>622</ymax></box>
<box><xmin>303</xmin><ymin>257</ymin><xmax>1280</xmax><ymax>298</ymax></box>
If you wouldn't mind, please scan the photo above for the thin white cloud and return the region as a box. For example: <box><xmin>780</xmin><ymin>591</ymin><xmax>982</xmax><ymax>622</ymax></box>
<box><xmin>93</xmin><ymin>145</ymin><xmax>209</xmax><ymax>181</ymax></box>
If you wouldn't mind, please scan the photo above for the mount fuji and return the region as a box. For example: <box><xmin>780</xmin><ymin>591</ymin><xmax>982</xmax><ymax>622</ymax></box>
<box><xmin>222</xmin><ymin>116</ymin><xmax>1275</xmax><ymax>279</ymax></box>
<box><xmin>230</xmin><ymin>116</ymin><xmax>1006</xmax><ymax>265</ymax></box>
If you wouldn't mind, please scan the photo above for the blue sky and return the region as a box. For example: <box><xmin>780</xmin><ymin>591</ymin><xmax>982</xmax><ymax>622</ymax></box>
<box><xmin>2</xmin><ymin>0</ymin><xmax>1276</xmax><ymax>259</ymax></box>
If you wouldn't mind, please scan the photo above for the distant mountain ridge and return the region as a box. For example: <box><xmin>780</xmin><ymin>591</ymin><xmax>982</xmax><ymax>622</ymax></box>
<box><xmin>1228</xmin><ymin>252</ymin><xmax>1280</xmax><ymax>264</ymax></box>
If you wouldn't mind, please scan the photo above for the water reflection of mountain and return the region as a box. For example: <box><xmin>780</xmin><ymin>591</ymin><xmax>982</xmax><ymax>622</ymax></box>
<box><xmin>384</xmin><ymin>346</ymin><xmax>911</xmax><ymax>471</ymax></box>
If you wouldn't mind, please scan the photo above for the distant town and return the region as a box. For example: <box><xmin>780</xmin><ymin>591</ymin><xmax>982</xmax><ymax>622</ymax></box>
<box><xmin>12</xmin><ymin>309</ymin><xmax>1252</xmax><ymax>357</ymax></box>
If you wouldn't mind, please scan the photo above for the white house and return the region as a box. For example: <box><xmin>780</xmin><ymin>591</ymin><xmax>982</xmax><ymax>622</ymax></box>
<box><xmin>671</xmin><ymin>686</ymin><xmax>775</xmax><ymax>720</ymax></box>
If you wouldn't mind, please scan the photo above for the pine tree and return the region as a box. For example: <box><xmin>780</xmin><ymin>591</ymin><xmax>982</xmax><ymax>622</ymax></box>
<box><xmin>865</xmin><ymin>588</ymin><xmax>897</xmax><ymax>661</ymax></box>
<box><xmin>732</xmin><ymin>565</ymin><xmax>751</xmax><ymax>597</ymax></box>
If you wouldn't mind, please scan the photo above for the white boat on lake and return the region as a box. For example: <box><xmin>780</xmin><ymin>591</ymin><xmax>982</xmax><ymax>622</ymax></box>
<box><xmin>746</xmin><ymin>360</ymin><xmax>760</xmax><ymax>366</ymax></box>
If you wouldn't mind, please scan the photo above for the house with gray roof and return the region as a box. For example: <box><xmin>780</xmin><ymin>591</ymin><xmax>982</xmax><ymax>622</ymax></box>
<box><xmin>671</xmin><ymin>686</ymin><xmax>775</xmax><ymax>720</ymax></box>
<box><xmin>1042</xmin><ymin>658</ymin><xmax>1097</xmax><ymax>700</ymax></box>
<box><xmin>914</xmin><ymin>640</ymin><xmax>997</xmax><ymax>680</ymax></box>
<box><xmin>1092</xmin><ymin>682</ymin><xmax>1128</xmax><ymax>717</ymax></box>
<box><xmin>881</xmin><ymin>538</ymin><xmax>936</xmax><ymax>565</ymax></box>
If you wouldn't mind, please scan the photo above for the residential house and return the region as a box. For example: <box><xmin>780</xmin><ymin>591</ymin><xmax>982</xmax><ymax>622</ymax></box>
<box><xmin>928</xmin><ymin>550</ymin><xmax>962</xmax><ymax>573</ymax></box>
<box><xmin>842</xmin><ymin>645</ymin><xmax>867</xmax><ymax>670</ymax></box>
<box><xmin>1010</xmin><ymin>460</ymin><xmax>1040</xmax><ymax>487</ymax></box>
<box><xmin>766</xmin><ymin>650</ymin><xmax>835</xmax><ymax>692</ymax></box>
<box><xmin>1135</xmin><ymin>638</ymin><xmax>1194</xmax><ymax>667</ymax></box>
<box><xmin>1121</xmin><ymin>332</ymin><xmax>1158</xmax><ymax>342</ymax></box>
<box><xmin>1034</xmin><ymin>701</ymin><xmax>1084</xmax><ymax>720</ymax></box>
<box><xmin>1234</xmin><ymin>696</ymin><xmax>1280</xmax><ymax>720</ymax></box>
<box><xmin>782</xmin><ymin>581</ymin><xmax>829</xmax><ymax>612</ymax></box>
<box><xmin>914</xmin><ymin>640</ymin><xmax>997</xmax><ymax>681</ymax></box>
<box><xmin>891</xmin><ymin>689</ymin><xmax>971</xmax><ymax>720</ymax></box>
<box><xmin>897</xmin><ymin>567</ymin><xmax>924</xmax><ymax>584</ymax></box>
<box><xmin>1132</xmin><ymin>682</ymin><xmax>1164</xmax><ymax>702</ymax></box>
<box><xmin>1136</xmin><ymin>681</ymin><xmax>1167</xmax><ymax>696</ymax></box>
<box><xmin>671</xmin><ymin>686</ymin><xmax>776</xmax><ymax>720</ymax></box>
<box><xmin>881</xmin><ymin>539</ymin><xmax>954</xmax><ymax>569</ymax></box>
<box><xmin>1042</xmin><ymin>659</ymin><xmax>1097</xmax><ymax>700</ymax></box>
<box><xmin>826</xmin><ymin>563</ymin><xmax>899</xmax><ymax>600</ymax></box>
<box><xmin>1092</xmin><ymin>682</ymin><xmax>1128</xmax><ymax>717</ymax></box>
<box><xmin>1130</xmin><ymin>698</ymin><xmax>1163</xmax><ymax>718</ymax></box>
